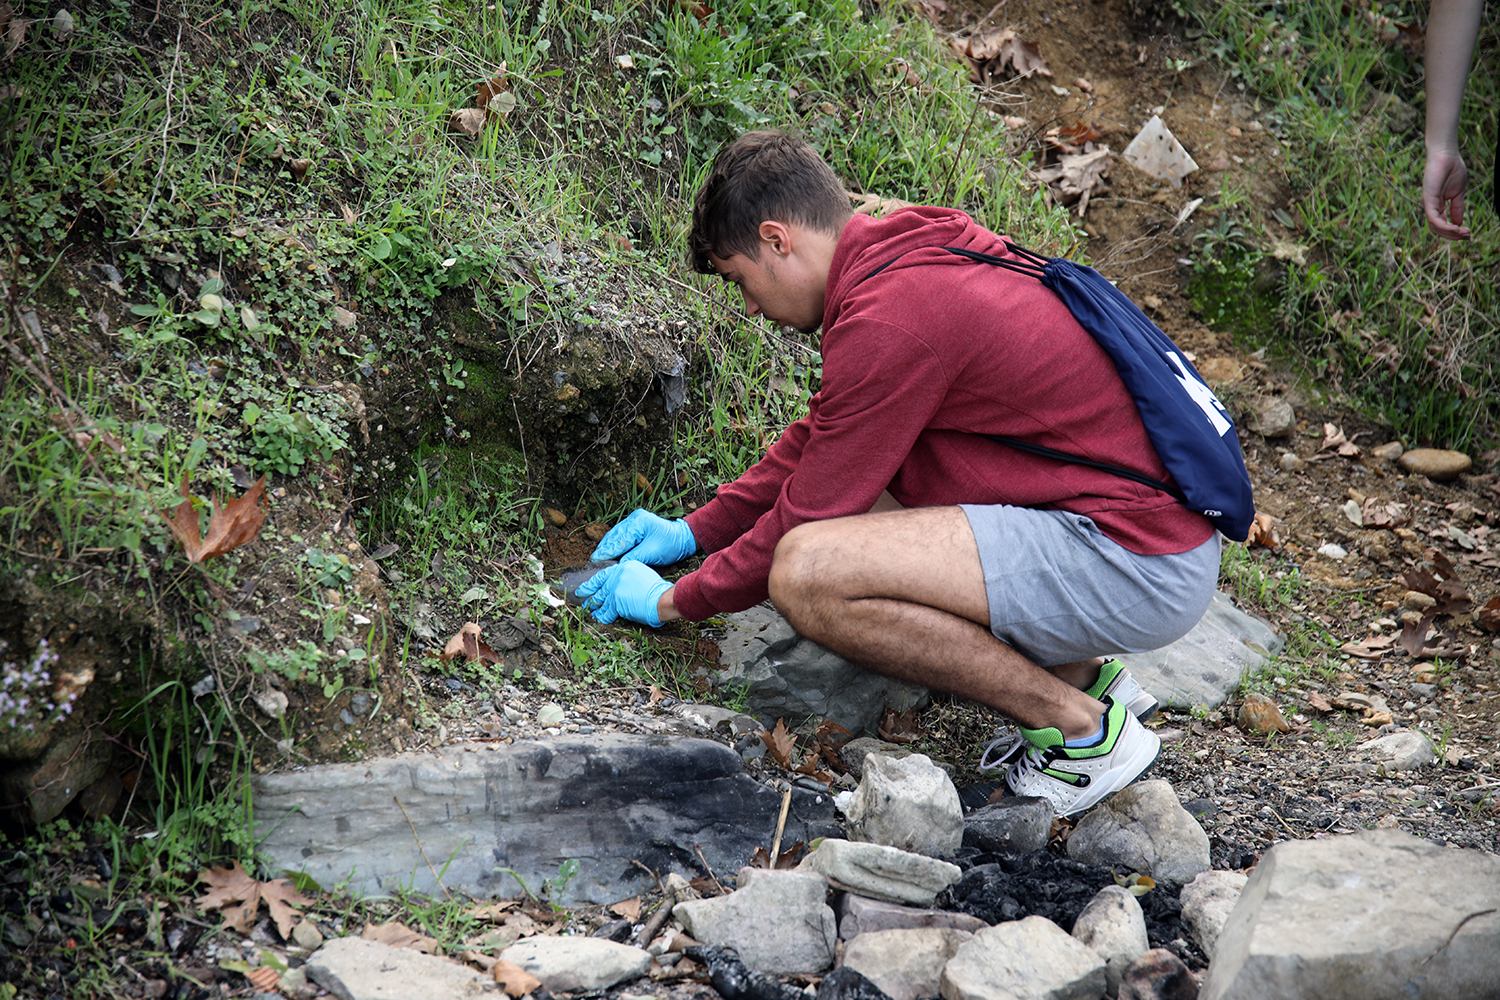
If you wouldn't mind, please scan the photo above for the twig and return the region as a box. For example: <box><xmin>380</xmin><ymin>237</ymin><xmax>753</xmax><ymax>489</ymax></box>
<box><xmin>394</xmin><ymin>795</ymin><xmax>454</xmax><ymax>901</ymax></box>
<box><xmin>974</xmin><ymin>0</ymin><xmax>1010</xmax><ymax>30</ymax></box>
<box><xmin>131</xmin><ymin>21</ymin><xmax>184</xmax><ymax>239</ymax></box>
<box><xmin>768</xmin><ymin>784</ymin><xmax>793</xmax><ymax>869</ymax></box>
<box><xmin>629</xmin><ymin>858</ymin><xmax>665</xmax><ymax>896</ymax></box>
<box><xmin>693</xmin><ymin>843</ymin><xmax>726</xmax><ymax>896</ymax></box>
<box><xmin>635</xmin><ymin>898</ymin><xmax>675</xmax><ymax>948</ymax></box>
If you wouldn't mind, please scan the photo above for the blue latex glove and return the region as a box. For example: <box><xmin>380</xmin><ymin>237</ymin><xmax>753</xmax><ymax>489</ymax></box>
<box><xmin>591</xmin><ymin>509</ymin><xmax>696</xmax><ymax>565</ymax></box>
<box><xmin>576</xmin><ymin>561</ymin><xmax>673</xmax><ymax>627</ymax></box>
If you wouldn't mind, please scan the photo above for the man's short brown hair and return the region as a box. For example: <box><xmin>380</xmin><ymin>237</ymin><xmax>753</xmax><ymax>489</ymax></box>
<box><xmin>689</xmin><ymin>130</ymin><xmax>852</xmax><ymax>275</ymax></box>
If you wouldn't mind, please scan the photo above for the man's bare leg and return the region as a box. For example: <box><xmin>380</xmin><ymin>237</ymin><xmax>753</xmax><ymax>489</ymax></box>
<box><xmin>767</xmin><ymin>505</ymin><xmax>1106</xmax><ymax>740</ymax></box>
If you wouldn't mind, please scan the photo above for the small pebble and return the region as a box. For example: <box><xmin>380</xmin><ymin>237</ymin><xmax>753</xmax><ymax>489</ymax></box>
<box><xmin>1317</xmin><ymin>543</ymin><xmax>1347</xmax><ymax>560</ymax></box>
<box><xmin>1279</xmin><ymin>453</ymin><xmax>1307</xmax><ymax>472</ymax></box>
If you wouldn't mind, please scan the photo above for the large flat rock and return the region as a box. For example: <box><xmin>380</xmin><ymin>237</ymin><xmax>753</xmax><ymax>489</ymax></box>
<box><xmin>1200</xmin><ymin>828</ymin><xmax>1500</xmax><ymax>1000</ymax></box>
<box><xmin>1116</xmin><ymin>590</ymin><xmax>1283</xmax><ymax>711</ymax></box>
<box><xmin>253</xmin><ymin>734</ymin><xmax>840</xmax><ymax>904</ymax></box>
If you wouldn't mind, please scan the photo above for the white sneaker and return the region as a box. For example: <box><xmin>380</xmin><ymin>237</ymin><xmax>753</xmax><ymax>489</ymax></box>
<box><xmin>1005</xmin><ymin>697</ymin><xmax>1160</xmax><ymax>817</ymax></box>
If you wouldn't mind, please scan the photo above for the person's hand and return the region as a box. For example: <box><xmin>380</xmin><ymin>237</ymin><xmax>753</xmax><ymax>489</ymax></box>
<box><xmin>591</xmin><ymin>509</ymin><xmax>696</xmax><ymax>565</ymax></box>
<box><xmin>576</xmin><ymin>561</ymin><xmax>673</xmax><ymax>626</ymax></box>
<box><xmin>1424</xmin><ymin>146</ymin><xmax>1471</xmax><ymax>240</ymax></box>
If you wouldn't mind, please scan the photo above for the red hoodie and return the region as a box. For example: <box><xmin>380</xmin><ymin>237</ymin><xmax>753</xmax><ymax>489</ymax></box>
<box><xmin>674</xmin><ymin>207</ymin><xmax>1215</xmax><ymax>621</ymax></box>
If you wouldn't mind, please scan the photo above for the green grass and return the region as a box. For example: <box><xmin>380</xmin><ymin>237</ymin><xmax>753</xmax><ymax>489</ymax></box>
<box><xmin>1189</xmin><ymin>0</ymin><xmax>1500</xmax><ymax>449</ymax></box>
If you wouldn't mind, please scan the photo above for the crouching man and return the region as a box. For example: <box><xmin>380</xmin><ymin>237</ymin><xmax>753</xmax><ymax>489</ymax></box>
<box><xmin>576</xmin><ymin>130</ymin><xmax>1220</xmax><ymax>816</ymax></box>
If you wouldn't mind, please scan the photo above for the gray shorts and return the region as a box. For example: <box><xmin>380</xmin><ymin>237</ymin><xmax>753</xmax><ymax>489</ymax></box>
<box><xmin>959</xmin><ymin>504</ymin><xmax>1220</xmax><ymax>667</ymax></box>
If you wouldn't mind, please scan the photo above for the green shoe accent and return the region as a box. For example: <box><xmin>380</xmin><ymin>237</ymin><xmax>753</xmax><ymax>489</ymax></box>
<box><xmin>1084</xmin><ymin>658</ymin><xmax>1125</xmax><ymax>701</ymax></box>
<box><xmin>1018</xmin><ymin>696</ymin><xmax>1133</xmax><ymax>784</ymax></box>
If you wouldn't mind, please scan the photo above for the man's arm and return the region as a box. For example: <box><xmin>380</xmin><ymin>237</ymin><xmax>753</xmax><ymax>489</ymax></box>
<box><xmin>1423</xmin><ymin>0</ymin><xmax>1484</xmax><ymax>239</ymax></box>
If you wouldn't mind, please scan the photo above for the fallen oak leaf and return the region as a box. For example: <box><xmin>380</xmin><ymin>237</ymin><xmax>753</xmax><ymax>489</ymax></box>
<box><xmin>608</xmin><ymin>896</ymin><xmax>641</xmax><ymax>921</ymax></box>
<box><xmin>362</xmin><ymin>920</ymin><xmax>438</xmax><ymax>953</ymax></box>
<box><xmin>440</xmin><ymin>622</ymin><xmax>502</xmax><ymax>664</ymax></box>
<box><xmin>1477</xmin><ymin>596</ymin><xmax>1500</xmax><ymax>632</ymax></box>
<box><xmin>160</xmin><ymin>476</ymin><xmax>267</xmax><ymax>564</ymax></box>
<box><xmin>760</xmin><ymin>718</ymin><xmax>796</xmax><ymax>769</ymax></box>
<box><xmin>448</xmin><ymin>107</ymin><xmax>487</xmax><ymax>136</ymax></box>
<box><xmin>1246</xmin><ymin>511</ymin><xmax>1278</xmax><ymax>548</ymax></box>
<box><xmin>877</xmin><ymin>705</ymin><xmax>924</xmax><ymax>744</ymax></box>
<box><xmin>493</xmin><ymin>959</ymin><xmax>542</xmax><ymax>996</ymax></box>
<box><xmin>196</xmin><ymin>860</ymin><xmax>314</xmax><ymax>939</ymax></box>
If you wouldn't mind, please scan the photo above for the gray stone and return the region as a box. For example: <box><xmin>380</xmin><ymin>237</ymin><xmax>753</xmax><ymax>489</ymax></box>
<box><xmin>1398</xmin><ymin>448</ymin><xmax>1471</xmax><ymax>481</ymax></box>
<box><xmin>1341</xmin><ymin>729</ymin><xmax>1435</xmax><ymax>775</ymax></box>
<box><xmin>1248</xmin><ymin>396</ymin><xmax>1294</xmax><ymax>438</ymax></box>
<box><xmin>962</xmin><ymin>797</ymin><xmax>1054</xmax><ymax>857</ymax></box>
<box><xmin>1072</xmin><ymin>886</ymin><xmax>1149</xmax><ymax>998</ymax></box>
<box><xmin>842</xmin><ymin>738</ymin><xmax>913</xmax><ymax>779</ymax></box>
<box><xmin>304</xmin><ymin>936</ymin><xmax>489</xmax><ymax>1000</ymax></box>
<box><xmin>1115</xmin><ymin>591</ymin><xmax>1283</xmax><ymax>712</ymax></box>
<box><xmin>838</xmin><ymin>895</ymin><xmax>986</xmax><ymax>940</ymax></box>
<box><xmin>846</xmin><ymin>753</ymin><xmax>962</xmax><ymax>858</ymax></box>
<box><xmin>798</xmin><ymin>839</ymin><xmax>961</xmax><ymax>906</ymax></box>
<box><xmin>1118</xmin><ymin>949</ymin><xmax>1198</xmax><ymax>1000</ymax></box>
<box><xmin>253</xmin><ymin>734</ymin><xmax>840</xmax><ymax>905</ymax></box>
<box><xmin>843</xmin><ymin>928</ymin><xmax>973</xmax><ymax>1000</ymax></box>
<box><xmin>1178</xmin><ymin>870</ymin><xmax>1247</xmax><ymax>963</ymax></box>
<box><xmin>676</xmin><ymin>703</ymin><xmax>764</xmax><ymax>737</ymax></box>
<box><xmin>1200</xmin><ymin>828</ymin><xmax>1500</xmax><ymax>1000</ymax></box>
<box><xmin>1279</xmin><ymin>452</ymin><xmax>1306</xmax><ymax>473</ymax></box>
<box><xmin>673</xmin><ymin>867</ymin><xmax>836</xmax><ymax>974</ymax></box>
<box><xmin>1067</xmin><ymin>780</ymin><xmax>1210</xmax><ymax>886</ymax></box>
<box><xmin>500</xmin><ymin>935</ymin><xmax>653</xmax><ymax>991</ymax></box>
<box><xmin>941</xmin><ymin>915</ymin><xmax>1107</xmax><ymax>1000</ymax></box>
<box><xmin>291</xmin><ymin>919</ymin><xmax>325</xmax><ymax>950</ymax></box>
<box><xmin>1369</xmin><ymin>441</ymin><xmax>1405</xmax><ymax>462</ymax></box>
<box><xmin>714</xmin><ymin>605</ymin><xmax>929</xmax><ymax>734</ymax></box>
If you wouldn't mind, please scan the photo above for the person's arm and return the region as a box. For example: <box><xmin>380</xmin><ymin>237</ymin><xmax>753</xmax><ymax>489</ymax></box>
<box><xmin>1424</xmin><ymin>0</ymin><xmax>1484</xmax><ymax>239</ymax></box>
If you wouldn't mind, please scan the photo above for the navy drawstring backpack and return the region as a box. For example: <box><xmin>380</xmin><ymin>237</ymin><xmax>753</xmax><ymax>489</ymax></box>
<box><xmin>865</xmin><ymin>242</ymin><xmax>1256</xmax><ymax>541</ymax></box>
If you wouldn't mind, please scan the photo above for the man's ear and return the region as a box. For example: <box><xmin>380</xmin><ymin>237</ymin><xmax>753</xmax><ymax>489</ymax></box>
<box><xmin>757</xmin><ymin>220</ymin><xmax>794</xmax><ymax>258</ymax></box>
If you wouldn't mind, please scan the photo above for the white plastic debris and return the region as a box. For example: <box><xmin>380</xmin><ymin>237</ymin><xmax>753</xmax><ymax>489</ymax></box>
<box><xmin>1122</xmin><ymin>115</ymin><xmax>1199</xmax><ymax>188</ymax></box>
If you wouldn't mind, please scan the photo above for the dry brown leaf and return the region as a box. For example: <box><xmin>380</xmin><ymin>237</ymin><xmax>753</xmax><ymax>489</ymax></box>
<box><xmin>1246</xmin><ymin>511</ymin><xmax>1278</xmax><ymax>548</ymax></box>
<box><xmin>362</xmin><ymin>920</ymin><xmax>438</xmax><ymax>953</ymax></box>
<box><xmin>1306</xmin><ymin>691</ymin><xmax>1333</xmax><ymax>712</ymax></box>
<box><xmin>477</xmin><ymin>65</ymin><xmax>508</xmax><ymax>111</ymax></box>
<box><xmin>440</xmin><ymin>622</ymin><xmax>502</xmax><ymax>664</ymax></box>
<box><xmin>466</xmin><ymin>900</ymin><xmax>520</xmax><ymax>921</ymax></box>
<box><xmin>750</xmin><ymin>841</ymin><xmax>805</xmax><ymax>870</ymax></box>
<box><xmin>5</xmin><ymin>9</ymin><xmax>25</xmax><ymax>59</ymax></box>
<box><xmin>848</xmin><ymin>189</ymin><xmax>919</xmax><ymax>217</ymax></box>
<box><xmin>609</xmin><ymin>896</ymin><xmax>641</xmax><ymax>921</ymax></box>
<box><xmin>160</xmin><ymin>477</ymin><xmax>267</xmax><ymax>564</ymax></box>
<box><xmin>1340</xmin><ymin>634</ymin><xmax>1395</xmax><ymax>659</ymax></box>
<box><xmin>493</xmin><ymin>959</ymin><xmax>542</xmax><ymax>996</ymax></box>
<box><xmin>1400</xmin><ymin>549</ymin><xmax>1473</xmax><ymax>614</ymax></box>
<box><xmin>1360</xmin><ymin>498</ymin><xmax>1409</xmax><ymax>528</ymax></box>
<box><xmin>448</xmin><ymin>107</ymin><xmax>487</xmax><ymax>136</ymax></box>
<box><xmin>1034</xmin><ymin>148</ymin><xmax>1112</xmax><ymax>216</ymax></box>
<box><xmin>195</xmin><ymin>860</ymin><xmax>313</xmax><ymax>939</ymax></box>
<box><xmin>672</xmin><ymin>0</ymin><xmax>713</xmax><ymax>21</ymax></box>
<box><xmin>877</xmin><ymin>706</ymin><xmax>924</xmax><ymax>744</ymax></box>
<box><xmin>1477</xmin><ymin>596</ymin><xmax>1500</xmax><ymax>632</ymax></box>
<box><xmin>950</xmin><ymin>26</ymin><xmax>1051</xmax><ymax>83</ymax></box>
<box><xmin>908</xmin><ymin>0</ymin><xmax>949</xmax><ymax>24</ymax></box>
<box><xmin>1319</xmin><ymin>423</ymin><xmax>1347</xmax><ymax>452</ymax></box>
<box><xmin>761</xmin><ymin>718</ymin><xmax>796</xmax><ymax>768</ymax></box>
